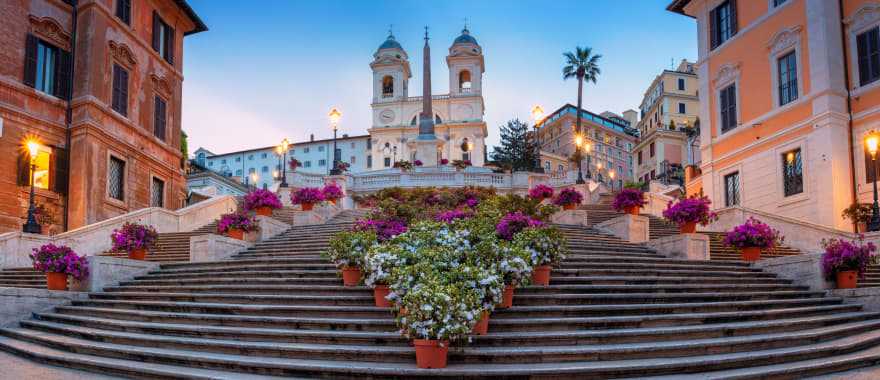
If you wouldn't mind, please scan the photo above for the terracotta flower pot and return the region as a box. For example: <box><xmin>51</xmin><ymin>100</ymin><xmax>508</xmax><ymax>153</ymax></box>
<box><xmin>563</xmin><ymin>203</ymin><xmax>576</xmax><ymax>211</ymax></box>
<box><xmin>373</xmin><ymin>284</ymin><xmax>392</xmax><ymax>307</ymax></box>
<box><xmin>740</xmin><ymin>246</ymin><xmax>761</xmax><ymax>262</ymax></box>
<box><xmin>499</xmin><ymin>284</ymin><xmax>514</xmax><ymax>308</ymax></box>
<box><xmin>341</xmin><ymin>266</ymin><xmax>362</xmax><ymax>287</ymax></box>
<box><xmin>46</xmin><ymin>272</ymin><xmax>68</xmax><ymax>291</ymax></box>
<box><xmin>255</xmin><ymin>206</ymin><xmax>272</xmax><ymax>217</ymax></box>
<box><xmin>836</xmin><ymin>270</ymin><xmax>858</xmax><ymax>289</ymax></box>
<box><xmin>413</xmin><ymin>339</ymin><xmax>449</xmax><ymax>369</ymax></box>
<box><xmin>301</xmin><ymin>203</ymin><xmax>314</xmax><ymax>211</ymax></box>
<box><xmin>471</xmin><ymin>311</ymin><xmax>490</xmax><ymax>335</ymax></box>
<box><xmin>329</xmin><ymin>199</ymin><xmax>338</xmax><ymax>206</ymax></box>
<box><xmin>128</xmin><ymin>248</ymin><xmax>147</xmax><ymax>261</ymax></box>
<box><xmin>679</xmin><ymin>222</ymin><xmax>697</xmax><ymax>234</ymax></box>
<box><xmin>226</xmin><ymin>228</ymin><xmax>244</xmax><ymax>240</ymax></box>
<box><xmin>531</xmin><ymin>265</ymin><xmax>552</xmax><ymax>286</ymax></box>
<box><xmin>624</xmin><ymin>206</ymin><xmax>640</xmax><ymax>216</ymax></box>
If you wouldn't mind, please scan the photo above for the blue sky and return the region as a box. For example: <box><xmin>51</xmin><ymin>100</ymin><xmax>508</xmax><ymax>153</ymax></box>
<box><xmin>182</xmin><ymin>0</ymin><xmax>697</xmax><ymax>154</ymax></box>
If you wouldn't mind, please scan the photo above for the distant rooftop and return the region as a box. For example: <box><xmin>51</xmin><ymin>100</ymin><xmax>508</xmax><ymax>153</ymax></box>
<box><xmin>537</xmin><ymin>104</ymin><xmax>639</xmax><ymax>137</ymax></box>
<box><xmin>198</xmin><ymin>134</ymin><xmax>370</xmax><ymax>158</ymax></box>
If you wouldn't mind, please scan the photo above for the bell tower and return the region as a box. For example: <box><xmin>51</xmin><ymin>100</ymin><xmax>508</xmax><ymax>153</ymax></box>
<box><xmin>447</xmin><ymin>26</ymin><xmax>484</xmax><ymax>96</ymax></box>
<box><xmin>370</xmin><ymin>30</ymin><xmax>410</xmax><ymax>104</ymax></box>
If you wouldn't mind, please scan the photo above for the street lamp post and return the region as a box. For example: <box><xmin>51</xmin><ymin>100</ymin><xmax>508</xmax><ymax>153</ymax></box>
<box><xmin>250</xmin><ymin>173</ymin><xmax>258</xmax><ymax>191</ymax></box>
<box><xmin>867</xmin><ymin>132</ymin><xmax>880</xmax><ymax>232</ymax></box>
<box><xmin>609</xmin><ymin>170</ymin><xmax>616</xmax><ymax>192</ymax></box>
<box><xmin>531</xmin><ymin>105</ymin><xmax>545</xmax><ymax>173</ymax></box>
<box><xmin>329</xmin><ymin>108</ymin><xmax>342</xmax><ymax>175</ymax></box>
<box><xmin>584</xmin><ymin>141</ymin><xmax>593</xmax><ymax>179</ymax></box>
<box><xmin>22</xmin><ymin>140</ymin><xmax>41</xmax><ymax>234</ymax></box>
<box><xmin>279</xmin><ymin>139</ymin><xmax>290</xmax><ymax>187</ymax></box>
<box><xmin>575</xmin><ymin>134</ymin><xmax>585</xmax><ymax>184</ymax></box>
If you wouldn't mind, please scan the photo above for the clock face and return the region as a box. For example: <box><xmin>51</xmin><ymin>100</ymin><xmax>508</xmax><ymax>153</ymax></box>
<box><xmin>379</xmin><ymin>109</ymin><xmax>395</xmax><ymax>124</ymax></box>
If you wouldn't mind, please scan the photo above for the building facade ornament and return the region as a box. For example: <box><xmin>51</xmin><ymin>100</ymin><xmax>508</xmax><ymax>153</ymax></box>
<box><xmin>766</xmin><ymin>25</ymin><xmax>803</xmax><ymax>54</ymax></box>
<box><xmin>28</xmin><ymin>15</ymin><xmax>71</xmax><ymax>50</ymax></box>
<box><xmin>109</xmin><ymin>40</ymin><xmax>138</xmax><ymax>68</ymax></box>
<box><xmin>845</xmin><ymin>3</ymin><xmax>880</xmax><ymax>32</ymax></box>
<box><xmin>150</xmin><ymin>74</ymin><xmax>173</xmax><ymax>97</ymax></box>
<box><xmin>713</xmin><ymin>62</ymin><xmax>741</xmax><ymax>87</ymax></box>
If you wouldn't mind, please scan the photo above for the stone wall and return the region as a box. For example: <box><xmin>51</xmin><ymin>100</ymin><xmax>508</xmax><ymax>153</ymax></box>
<box><xmin>0</xmin><ymin>287</ymin><xmax>87</xmax><ymax>327</ymax></box>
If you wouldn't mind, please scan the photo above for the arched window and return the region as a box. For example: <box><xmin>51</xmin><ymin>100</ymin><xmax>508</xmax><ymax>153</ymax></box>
<box><xmin>459</xmin><ymin>70</ymin><xmax>472</xmax><ymax>91</ymax></box>
<box><xmin>412</xmin><ymin>114</ymin><xmax>443</xmax><ymax>125</ymax></box>
<box><xmin>435</xmin><ymin>114</ymin><xmax>442</xmax><ymax>124</ymax></box>
<box><xmin>411</xmin><ymin>115</ymin><xmax>418</xmax><ymax>126</ymax></box>
<box><xmin>382</xmin><ymin>76</ymin><xmax>394</xmax><ymax>97</ymax></box>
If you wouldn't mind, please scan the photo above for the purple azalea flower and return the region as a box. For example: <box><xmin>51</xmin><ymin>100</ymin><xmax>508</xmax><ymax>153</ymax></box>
<box><xmin>243</xmin><ymin>189</ymin><xmax>283</xmax><ymax>211</ymax></box>
<box><xmin>496</xmin><ymin>212</ymin><xmax>544</xmax><ymax>240</ymax></box>
<box><xmin>612</xmin><ymin>188</ymin><xmax>647</xmax><ymax>211</ymax></box>
<box><xmin>528</xmin><ymin>185</ymin><xmax>554</xmax><ymax>200</ymax></box>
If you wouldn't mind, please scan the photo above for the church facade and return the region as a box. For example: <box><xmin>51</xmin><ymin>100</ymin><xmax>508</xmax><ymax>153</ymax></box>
<box><xmin>367</xmin><ymin>28</ymin><xmax>488</xmax><ymax>168</ymax></box>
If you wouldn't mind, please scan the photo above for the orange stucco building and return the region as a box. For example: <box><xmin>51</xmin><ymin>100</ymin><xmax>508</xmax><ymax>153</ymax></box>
<box><xmin>669</xmin><ymin>0</ymin><xmax>880</xmax><ymax>231</ymax></box>
<box><xmin>0</xmin><ymin>0</ymin><xmax>206</xmax><ymax>234</ymax></box>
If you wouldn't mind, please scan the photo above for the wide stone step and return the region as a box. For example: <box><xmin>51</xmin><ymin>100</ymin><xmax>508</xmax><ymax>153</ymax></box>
<box><xmin>563</xmin><ymin>255</ymin><xmax>749</xmax><ymax>267</ymax></box>
<box><xmin>88</xmin><ymin>292</ymin><xmax>375</xmax><ymax>306</ymax></box>
<box><xmin>548</xmin><ymin>275</ymin><xmax>792</xmax><ymax>285</ymax></box>
<box><xmin>516</xmin><ymin>284</ymin><xmax>806</xmax><ymax>294</ymax></box>
<box><xmin>138</xmin><ymin>269</ymin><xmax>340</xmax><ymax>280</ymax></box>
<box><xmin>154</xmin><ymin>264</ymin><xmax>338</xmax><ymax>275</ymax></box>
<box><xmin>104</xmin><ymin>284</ymin><xmax>372</xmax><ymax>296</ymax></box>
<box><xmin>71</xmin><ymin>299</ymin><xmax>390</xmax><ymax>318</ymax></box>
<box><xmin>509</xmin><ymin>291</ymin><xmax>827</xmax><ymax>306</ymax></box>
<box><xmin>122</xmin><ymin>276</ymin><xmax>342</xmax><ymax>287</ymax></box>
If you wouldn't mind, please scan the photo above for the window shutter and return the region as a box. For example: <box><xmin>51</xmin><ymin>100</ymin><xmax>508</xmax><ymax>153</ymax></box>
<box><xmin>17</xmin><ymin>153</ymin><xmax>30</xmax><ymax>187</ymax></box>
<box><xmin>55</xmin><ymin>49</ymin><xmax>72</xmax><ymax>100</ymax></box>
<box><xmin>23</xmin><ymin>34</ymin><xmax>38</xmax><ymax>87</ymax></box>
<box><xmin>52</xmin><ymin>148</ymin><xmax>69</xmax><ymax>195</ymax></box>
<box><xmin>167</xmin><ymin>26</ymin><xmax>175</xmax><ymax>64</ymax></box>
<box><xmin>729</xmin><ymin>0</ymin><xmax>738</xmax><ymax>35</ymax></box>
<box><xmin>119</xmin><ymin>68</ymin><xmax>129</xmax><ymax>115</ymax></box>
<box><xmin>152</xmin><ymin>11</ymin><xmax>161</xmax><ymax>52</ymax></box>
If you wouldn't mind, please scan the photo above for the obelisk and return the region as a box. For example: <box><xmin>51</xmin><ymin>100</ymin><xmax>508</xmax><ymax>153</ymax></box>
<box><xmin>415</xmin><ymin>26</ymin><xmax>440</xmax><ymax>166</ymax></box>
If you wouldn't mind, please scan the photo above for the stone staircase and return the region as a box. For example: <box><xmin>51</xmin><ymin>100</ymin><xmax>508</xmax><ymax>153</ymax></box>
<box><xmin>2</xmin><ymin>220</ymin><xmax>880</xmax><ymax>378</ymax></box>
<box><xmin>0</xmin><ymin>267</ymin><xmax>45</xmax><ymax>289</ymax></box>
<box><xmin>102</xmin><ymin>221</ymin><xmax>219</xmax><ymax>263</ymax></box>
<box><xmin>580</xmin><ymin>204</ymin><xmax>802</xmax><ymax>261</ymax></box>
<box><xmin>271</xmin><ymin>206</ymin><xmax>369</xmax><ymax>225</ymax></box>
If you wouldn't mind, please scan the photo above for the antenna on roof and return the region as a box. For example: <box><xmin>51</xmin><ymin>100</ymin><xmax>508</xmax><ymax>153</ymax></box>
<box><xmin>464</xmin><ymin>17</ymin><xmax>469</xmax><ymax>31</ymax></box>
<box><xmin>388</xmin><ymin>24</ymin><xmax>393</xmax><ymax>38</ymax></box>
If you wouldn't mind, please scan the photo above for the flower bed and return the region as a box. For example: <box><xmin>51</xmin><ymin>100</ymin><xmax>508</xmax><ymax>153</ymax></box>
<box><xmin>243</xmin><ymin>189</ymin><xmax>283</xmax><ymax>212</ymax></box>
<box><xmin>612</xmin><ymin>188</ymin><xmax>646</xmax><ymax>214</ymax></box>
<box><xmin>662</xmin><ymin>196</ymin><xmax>716</xmax><ymax>232</ymax></box>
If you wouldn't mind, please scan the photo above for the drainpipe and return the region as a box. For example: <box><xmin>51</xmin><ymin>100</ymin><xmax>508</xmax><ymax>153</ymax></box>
<box><xmin>62</xmin><ymin>0</ymin><xmax>79</xmax><ymax>231</ymax></box>
<box><xmin>840</xmin><ymin>0</ymin><xmax>858</xmax><ymax>231</ymax></box>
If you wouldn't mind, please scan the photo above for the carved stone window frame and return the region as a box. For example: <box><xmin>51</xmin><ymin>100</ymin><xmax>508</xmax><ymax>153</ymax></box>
<box><xmin>712</xmin><ymin>62</ymin><xmax>742</xmax><ymax>137</ymax></box>
<box><xmin>846</xmin><ymin>4</ymin><xmax>880</xmax><ymax>94</ymax></box>
<box><xmin>767</xmin><ymin>25</ymin><xmax>804</xmax><ymax>109</ymax></box>
<box><xmin>28</xmin><ymin>16</ymin><xmax>70</xmax><ymax>51</ymax></box>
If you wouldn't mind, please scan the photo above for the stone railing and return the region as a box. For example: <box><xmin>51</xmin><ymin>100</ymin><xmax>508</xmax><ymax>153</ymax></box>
<box><xmin>642</xmin><ymin>192</ymin><xmax>676</xmax><ymax>219</ymax></box>
<box><xmin>0</xmin><ymin>195</ymin><xmax>238</xmax><ymax>269</ymax></box>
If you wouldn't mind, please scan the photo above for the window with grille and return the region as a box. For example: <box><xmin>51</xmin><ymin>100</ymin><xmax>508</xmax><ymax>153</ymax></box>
<box><xmin>724</xmin><ymin>171</ymin><xmax>740</xmax><ymax>207</ymax></box>
<box><xmin>858</xmin><ymin>27</ymin><xmax>880</xmax><ymax>86</ymax></box>
<box><xmin>151</xmin><ymin>177</ymin><xmax>164</xmax><ymax>207</ymax></box>
<box><xmin>777</xmin><ymin>51</ymin><xmax>798</xmax><ymax>106</ymax></box>
<box><xmin>108</xmin><ymin>156</ymin><xmax>125</xmax><ymax>201</ymax></box>
<box><xmin>782</xmin><ymin>148</ymin><xmax>803</xmax><ymax>197</ymax></box>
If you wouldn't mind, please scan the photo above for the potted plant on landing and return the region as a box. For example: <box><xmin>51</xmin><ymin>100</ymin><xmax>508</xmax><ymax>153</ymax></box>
<box><xmin>451</xmin><ymin>159</ymin><xmax>471</xmax><ymax>171</ymax></box>
<box><xmin>243</xmin><ymin>189</ymin><xmax>283</xmax><ymax>217</ymax></box>
<box><xmin>821</xmin><ymin>237</ymin><xmax>878</xmax><ymax>289</ymax></box>
<box><xmin>289</xmin><ymin>158</ymin><xmax>301</xmax><ymax>172</ymax></box>
<box><xmin>528</xmin><ymin>184</ymin><xmax>554</xmax><ymax>202</ymax></box>
<box><xmin>662</xmin><ymin>196</ymin><xmax>716</xmax><ymax>233</ymax></box>
<box><xmin>365</xmin><ymin>244</ymin><xmax>411</xmax><ymax>307</ymax></box>
<box><xmin>612</xmin><ymin>188</ymin><xmax>647</xmax><ymax>216</ymax></box>
<box><xmin>326</xmin><ymin>230</ymin><xmax>375</xmax><ymax>287</ymax></box>
<box><xmin>414</xmin><ymin>160</ymin><xmax>423</xmax><ymax>167</ymax></box>
<box><xmin>393</xmin><ymin>160</ymin><xmax>414</xmax><ymax>172</ymax></box>
<box><xmin>321</xmin><ymin>183</ymin><xmax>344</xmax><ymax>206</ymax></box>
<box><xmin>110</xmin><ymin>222</ymin><xmax>159</xmax><ymax>260</ymax></box>
<box><xmin>291</xmin><ymin>187</ymin><xmax>324</xmax><ymax>211</ymax></box>
<box><xmin>843</xmin><ymin>203</ymin><xmax>873</xmax><ymax>233</ymax></box>
<box><xmin>722</xmin><ymin>217</ymin><xmax>783</xmax><ymax>261</ymax></box>
<box><xmin>217</xmin><ymin>212</ymin><xmax>258</xmax><ymax>240</ymax></box>
<box><xmin>553</xmin><ymin>188</ymin><xmax>584</xmax><ymax>210</ymax></box>
<box><xmin>440</xmin><ymin>158</ymin><xmax>449</xmax><ymax>166</ymax></box>
<box><xmin>30</xmin><ymin>244</ymin><xmax>89</xmax><ymax>291</ymax></box>
<box><xmin>515</xmin><ymin>227</ymin><xmax>567</xmax><ymax>287</ymax></box>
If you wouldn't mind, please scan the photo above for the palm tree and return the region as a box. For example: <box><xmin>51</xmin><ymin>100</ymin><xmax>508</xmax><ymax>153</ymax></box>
<box><xmin>563</xmin><ymin>46</ymin><xmax>602</xmax><ymax>183</ymax></box>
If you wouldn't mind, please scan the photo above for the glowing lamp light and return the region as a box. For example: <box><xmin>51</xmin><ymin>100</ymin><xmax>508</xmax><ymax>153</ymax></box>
<box><xmin>584</xmin><ymin>142</ymin><xmax>592</xmax><ymax>153</ymax></box>
<box><xmin>281</xmin><ymin>138</ymin><xmax>290</xmax><ymax>151</ymax></box>
<box><xmin>596</xmin><ymin>162</ymin><xmax>603</xmax><ymax>171</ymax></box>
<box><xmin>786</xmin><ymin>151</ymin><xmax>795</xmax><ymax>164</ymax></box>
<box><xmin>609</xmin><ymin>170</ymin><xmax>616</xmax><ymax>180</ymax></box>
<box><xmin>574</xmin><ymin>134</ymin><xmax>584</xmax><ymax>148</ymax></box>
<box><xmin>329</xmin><ymin>108</ymin><xmax>342</xmax><ymax>127</ymax></box>
<box><xmin>867</xmin><ymin>132</ymin><xmax>880</xmax><ymax>158</ymax></box>
<box><xmin>26</xmin><ymin>140</ymin><xmax>40</xmax><ymax>159</ymax></box>
<box><xmin>531</xmin><ymin>105</ymin><xmax>545</xmax><ymax>123</ymax></box>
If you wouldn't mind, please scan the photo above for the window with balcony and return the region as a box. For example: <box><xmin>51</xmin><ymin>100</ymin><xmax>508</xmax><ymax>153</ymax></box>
<box><xmin>777</xmin><ymin>51</ymin><xmax>798</xmax><ymax>106</ymax></box>
<box><xmin>724</xmin><ymin>171</ymin><xmax>740</xmax><ymax>206</ymax></box>
<box><xmin>710</xmin><ymin>0</ymin><xmax>737</xmax><ymax>50</ymax></box>
<box><xmin>857</xmin><ymin>27</ymin><xmax>880</xmax><ymax>86</ymax></box>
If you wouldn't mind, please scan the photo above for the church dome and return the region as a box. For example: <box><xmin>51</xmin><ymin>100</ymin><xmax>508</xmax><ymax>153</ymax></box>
<box><xmin>378</xmin><ymin>34</ymin><xmax>403</xmax><ymax>51</ymax></box>
<box><xmin>453</xmin><ymin>28</ymin><xmax>478</xmax><ymax>45</ymax></box>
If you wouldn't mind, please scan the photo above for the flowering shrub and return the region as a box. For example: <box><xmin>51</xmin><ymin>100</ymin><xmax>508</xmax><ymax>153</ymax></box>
<box><xmin>722</xmin><ymin>217</ymin><xmax>783</xmax><ymax>249</ymax></box>
<box><xmin>821</xmin><ymin>237</ymin><xmax>878</xmax><ymax>279</ymax></box>
<box><xmin>662</xmin><ymin>196</ymin><xmax>717</xmax><ymax>226</ymax></box>
<box><xmin>528</xmin><ymin>185</ymin><xmax>554</xmax><ymax>200</ymax></box>
<box><xmin>612</xmin><ymin>188</ymin><xmax>646</xmax><ymax>212</ymax></box>
<box><xmin>842</xmin><ymin>203</ymin><xmax>873</xmax><ymax>226</ymax></box>
<box><xmin>414</xmin><ymin>160</ymin><xmax>423</xmax><ymax>167</ymax></box>
<box><xmin>394</xmin><ymin>160</ymin><xmax>414</xmax><ymax>171</ymax></box>
<box><xmin>440</xmin><ymin>158</ymin><xmax>449</xmax><ymax>165</ymax></box>
<box><xmin>495</xmin><ymin>212</ymin><xmax>544</xmax><ymax>240</ymax></box>
<box><xmin>111</xmin><ymin>222</ymin><xmax>158</xmax><ymax>252</ymax></box>
<box><xmin>397</xmin><ymin>276</ymin><xmax>482</xmax><ymax>341</ymax></box>
<box><xmin>553</xmin><ymin>188</ymin><xmax>583</xmax><ymax>207</ymax></box>
<box><xmin>30</xmin><ymin>244</ymin><xmax>89</xmax><ymax>281</ymax></box>
<box><xmin>321</xmin><ymin>183</ymin><xmax>344</xmax><ymax>201</ymax></box>
<box><xmin>243</xmin><ymin>189</ymin><xmax>283</xmax><ymax>211</ymax></box>
<box><xmin>336</xmin><ymin>162</ymin><xmax>350</xmax><ymax>172</ymax></box>
<box><xmin>514</xmin><ymin>227</ymin><xmax>567</xmax><ymax>266</ymax></box>
<box><xmin>353</xmin><ymin>219</ymin><xmax>407</xmax><ymax>242</ymax></box>
<box><xmin>451</xmin><ymin>160</ymin><xmax>471</xmax><ymax>170</ymax></box>
<box><xmin>291</xmin><ymin>187</ymin><xmax>324</xmax><ymax>205</ymax></box>
<box><xmin>289</xmin><ymin>158</ymin><xmax>301</xmax><ymax>171</ymax></box>
<box><xmin>435</xmin><ymin>209</ymin><xmax>473</xmax><ymax>223</ymax></box>
<box><xmin>217</xmin><ymin>213</ymin><xmax>259</xmax><ymax>233</ymax></box>
<box><xmin>325</xmin><ymin>231</ymin><xmax>377</xmax><ymax>269</ymax></box>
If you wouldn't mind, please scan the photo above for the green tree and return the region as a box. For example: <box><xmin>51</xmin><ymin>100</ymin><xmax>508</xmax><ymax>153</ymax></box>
<box><xmin>491</xmin><ymin>119</ymin><xmax>539</xmax><ymax>172</ymax></box>
<box><xmin>563</xmin><ymin>46</ymin><xmax>601</xmax><ymax>182</ymax></box>
<box><xmin>180</xmin><ymin>130</ymin><xmax>189</xmax><ymax>168</ymax></box>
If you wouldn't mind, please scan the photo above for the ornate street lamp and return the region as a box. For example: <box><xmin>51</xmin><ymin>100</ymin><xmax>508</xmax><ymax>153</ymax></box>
<box><xmin>278</xmin><ymin>139</ymin><xmax>290</xmax><ymax>187</ymax></box>
<box><xmin>574</xmin><ymin>134</ymin><xmax>585</xmax><ymax>184</ymax></box>
<box><xmin>609</xmin><ymin>170</ymin><xmax>616</xmax><ymax>191</ymax></box>
<box><xmin>22</xmin><ymin>139</ymin><xmax>41</xmax><ymax>234</ymax></box>
<box><xmin>867</xmin><ymin>131</ymin><xmax>880</xmax><ymax>232</ymax></box>
<box><xmin>531</xmin><ymin>105</ymin><xmax>545</xmax><ymax>173</ymax></box>
<box><xmin>250</xmin><ymin>172</ymin><xmax>258</xmax><ymax>191</ymax></box>
<box><xmin>329</xmin><ymin>108</ymin><xmax>342</xmax><ymax>175</ymax></box>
